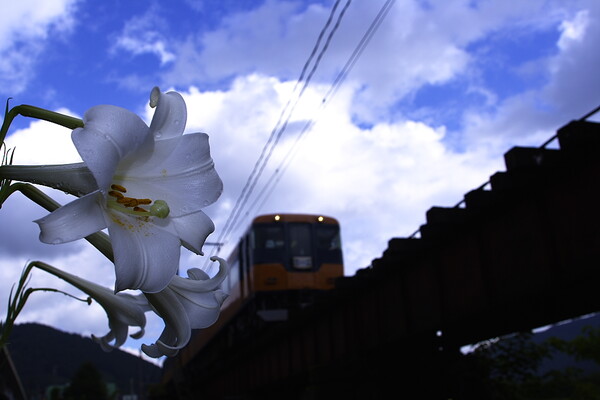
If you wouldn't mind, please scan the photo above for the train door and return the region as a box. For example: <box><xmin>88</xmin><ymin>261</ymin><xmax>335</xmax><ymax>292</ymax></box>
<box><xmin>288</xmin><ymin>223</ymin><xmax>313</xmax><ymax>270</ymax></box>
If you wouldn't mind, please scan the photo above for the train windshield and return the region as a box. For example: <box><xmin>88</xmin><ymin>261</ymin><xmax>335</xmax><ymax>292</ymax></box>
<box><xmin>289</xmin><ymin>224</ymin><xmax>311</xmax><ymax>257</ymax></box>
<box><xmin>254</xmin><ymin>225</ymin><xmax>285</xmax><ymax>249</ymax></box>
<box><xmin>316</xmin><ymin>224</ymin><xmax>341</xmax><ymax>251</ymax></box>
<box><xmin>252</xmin><ymin>221</ymin><xmax>342</xmax><ymax>271</ymax></box>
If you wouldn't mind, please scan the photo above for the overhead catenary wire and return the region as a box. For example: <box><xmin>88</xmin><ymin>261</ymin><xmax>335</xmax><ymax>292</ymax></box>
<box><xmin>226</xmin><ymin>0</ymin><xmax>353</xmax><ymax>237</ymax></box>
<box><xmin>250</xmin><ymin>0</ymin><xmax>397</xmax><ymax>215</ymax></box>
<box><xmin>205</xmin><ymin>0</ymin><xmax>351</xmax><ymax>264</ymax></box>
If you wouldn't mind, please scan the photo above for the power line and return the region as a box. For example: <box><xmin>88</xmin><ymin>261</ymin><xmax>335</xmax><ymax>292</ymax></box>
<box><xmin>207</xmin><ymin>0</ymin><xmax>396</xmax><ymax>265</ymax></box>
<box><xmin>250</xmin><ymin>0</ymin><xmax>397</xmax><ymax>216</ymax></box>
<box><xmin>226</xmin><ymin>0</ymin><xmax>353</xmax><ymax>237</ymax></box>
<box><xmin>206</xmin><ymin>0</ymin><xmax>351</xmax><ymax>263</ymax></box>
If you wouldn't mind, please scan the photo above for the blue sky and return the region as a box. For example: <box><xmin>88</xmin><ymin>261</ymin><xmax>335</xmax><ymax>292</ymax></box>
<box><xmin>1</xmin><ymin>0</ymin><xmax>599</xmax><ymax>359</ymax></box>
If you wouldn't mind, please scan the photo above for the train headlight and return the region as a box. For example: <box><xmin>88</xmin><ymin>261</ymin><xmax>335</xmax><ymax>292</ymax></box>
<box><xmin>274</xmin><ymin>215</ymin><xmax>281</xmax><ymax>221</ymax></box>
<box><xmin>317</xmin><ymin>216</ymin><xmax>324</xmax><ymax>222</ymax></box>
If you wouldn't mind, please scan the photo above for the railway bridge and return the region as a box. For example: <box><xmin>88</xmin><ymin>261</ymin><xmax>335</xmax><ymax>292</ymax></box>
<box><xmin>162</xmin><ymin>117</ymin><xmax>600</xmax><ymax>399</ymax></box>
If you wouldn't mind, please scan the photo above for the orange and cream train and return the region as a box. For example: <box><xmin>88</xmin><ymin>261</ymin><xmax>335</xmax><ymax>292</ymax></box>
<box><xmin>169</xmin><ymin>213</ymin><xmax>344</xmax><ymax>371</ymax></box>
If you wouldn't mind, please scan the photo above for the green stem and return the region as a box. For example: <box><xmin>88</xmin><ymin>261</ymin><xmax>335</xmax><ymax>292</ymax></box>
<box><xmin>0</xmin><ymin>261</ymin><xmax>92</xmax><ymax>348</ymax></box>
<box><xmin>1</xmin><ymin>103</ymin><xmax>84</xmax><ymax>145</ymax></box>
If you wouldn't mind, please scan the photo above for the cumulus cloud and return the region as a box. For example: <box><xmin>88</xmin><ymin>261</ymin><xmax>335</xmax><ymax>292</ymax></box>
<box><xmin>158</xmin><ymin>0</ymin><xmax>586</xmax><ymax>127</ymax></box>
<box><xmin>167</xmin><ymin>75</ymin><xmax>503</xmax><ymax>274</ymax></box>
<box><xmin>4</xmin><ymin>115</ymin><xmax>82</xmax><ymax>165</ymax></box>
<box><xmin>110</xmin><ymin>4</ymin><xmax>176</xmax><ymax>66</ymax></box>
<box><xmin>544</xmin><ymin>3</ymin><xmax>600</xmax><ymax>117</ymax></box>
<box><xmin>0</xmin><ymin>0</ymin><xmax>79</xmax><ymax>95</ymax></box>
<box><xmin>460</xmin><ymin>0</ymin><xmax>600</xmax><ymax>152</ymax></box>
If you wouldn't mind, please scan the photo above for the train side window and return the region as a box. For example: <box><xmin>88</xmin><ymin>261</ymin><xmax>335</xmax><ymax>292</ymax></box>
<box><xmin>229</xmin><ymin>258</ymin><xmax>240</xmax><ymax>290</ymax></box>
<box><xmin>316</xmin><ymin>225</ymin><xmax>341</xmax><ymax>250</ymax></box>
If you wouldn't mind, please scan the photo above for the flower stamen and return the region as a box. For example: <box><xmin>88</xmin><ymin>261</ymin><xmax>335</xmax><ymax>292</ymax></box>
<box><xmin>108</xmin><ymin>190</ymin><xmax>124</xmax><ymax>199</ymax></box>
<box><xmin>107</xmin><ymin>183</ymin><xmax>169</xmax><ymax>218</ymax></box>
<box><xmin>117</xmin><ymin>196</ymin><xmax>136</xmax><ymax>205</ymax></box>
<box><xmin>111</xmin><ymin>184</ymin><xmax>127</xmax><ymax>193</ymax></box>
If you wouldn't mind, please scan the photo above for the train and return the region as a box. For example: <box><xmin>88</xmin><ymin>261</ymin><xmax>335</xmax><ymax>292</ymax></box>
<box><xmin>222</xmin><ymin>213</ymin><xmax>343</xmax><ymax>319</ymax></box>
<box><xmin>166</xmin><ymin>213</ymin><xmax>344</xmax><ymax>376</ymax></box>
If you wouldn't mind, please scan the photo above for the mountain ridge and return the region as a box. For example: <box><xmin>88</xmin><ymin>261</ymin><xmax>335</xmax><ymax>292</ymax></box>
<box><xmin>7</xmin><ymin>323</ymin><xmax>161</xmax><ymax>398</ymax></box>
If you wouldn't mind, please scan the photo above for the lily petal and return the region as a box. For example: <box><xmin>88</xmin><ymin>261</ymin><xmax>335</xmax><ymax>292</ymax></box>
<box><xmin>140</xmin><ymin>257</ymin><xmax>228</xmax><ymax>358</ymax></box>
<box><xmin>33</xmin><ymin>262</ymin><xmax>148</xmax><ymax>352</ymax></box>
<box><xmin>114</xmin><ymin>133</ymin><xmax>223</xmax><ymax>217</ymax></box>
<box><xmin>143</xmin><ymin>288</ymin><xmax>191</xmax><ymax>358</ymax></box>
<box><xmin>35</xmin><ymin>191</ymin><xmax>107</xmax><ymax>244</ymax></box>
<box><xmin>162</xmin><ymin>210</ymin><xmax>215</xmax><ymax>255</ymax></box>
<box><xmin>72</xmin><ymin>105</ymin><xmax>151</xmax><ymax>192</ymax></box>
<box><xmin>107</xmin><ymin>213</ymin><xmax>181</xmax><ymax>293</ymax></box>
<box><xmin>171</xmin><ymin>256</ymin><xmax>229</xmax><ymax>293</ymax></box>
<box><xmin>148</xmin><ymin>87</ymin><xmax>187</xmax><ymax>140</ymax></box>
<box><xmin>169</xmin><ymin>275</ymin><xmax>227</xmax><ymax>329</ymax></box>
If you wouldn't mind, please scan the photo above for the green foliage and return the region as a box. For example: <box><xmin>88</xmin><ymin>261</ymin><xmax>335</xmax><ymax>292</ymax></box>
<box><xmin>548</xmin><ymin>326</ymin><xmax>600</xmax><ymax>365</ymax></box>
<box><xmin>466</xmin><ymin>325</ymin><xmax>600</xmax><ymax>400</ymax></box>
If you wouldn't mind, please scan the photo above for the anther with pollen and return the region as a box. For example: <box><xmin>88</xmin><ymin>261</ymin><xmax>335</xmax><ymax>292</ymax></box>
<box><xmin>107</xmin><ymin>183</ymin><xmax>154</xmax><ymax>213</ymax></box>
<box><xmin>108</xmin><ymin>190</ymin><xmax>124</xmax><ymax>199</ymax></box>
<box><xmin>111</xmin><ymin>184</ymin><xmax>127</xmax><ymax>193</ymax></box>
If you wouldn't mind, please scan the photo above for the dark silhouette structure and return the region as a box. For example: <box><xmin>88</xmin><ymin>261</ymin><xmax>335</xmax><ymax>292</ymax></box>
<box><xmin>163</xmin><ymin>117</ymin><xmax>600</xmax><ymax>399</ymax></box>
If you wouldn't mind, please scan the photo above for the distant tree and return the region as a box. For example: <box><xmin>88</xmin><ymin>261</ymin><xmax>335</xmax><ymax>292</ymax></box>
<box><xmin>461</xmin><ymin>326</ymin><xmax>600</xmax><ymax>400</ymax></box>
<box><xmin>465</xmin><ymin>332</ymin><xmax>550</xmax><ymax>399</ymax></box>
<box><xmin>547</xmin><ymin>326</ymin><xmax>600</xmax><ymax>365</ymax></box>
<box><xmin>64</xmin><ymin>362</ymin><xmax>108</xmax><ymax>400</ymax></box>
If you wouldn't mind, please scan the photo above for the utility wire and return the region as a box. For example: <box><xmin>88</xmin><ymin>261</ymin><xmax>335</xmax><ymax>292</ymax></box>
<box><xmin>226</xmin><ymin>0</ymin><xmax>353</xmax><ymax>237</ymax></box>
<box><xmin>206</xmin><ymin>0</ymin><xmax>350</xmax><ymax>263</ymax></box>
<box><xmin>250</xmin><ymin>0</ymin><xmax>397</xmax><ymax>215</ymax></box>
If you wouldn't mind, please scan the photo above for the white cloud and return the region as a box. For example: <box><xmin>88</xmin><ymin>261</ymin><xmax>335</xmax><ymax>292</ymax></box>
<box><xmin>4</xmin><ymin>113</ymin><xmax>82</xmax><ymax>164</ymax></box>
<box><xmin>557</xmin><ymin>9</ymin><xmax>589</xmax><ymax>50</ymax></box>
<box><xmin>544</xmin><ymin>2</ymin><xmax>600</xmax><ymax>117</ymax></box>
<box><xmin>460</xmin><ymin>0</ymin><xmax>600</xmax><ymax>152</ymax></box>
<box><xmin>158</xmin><ymin>0</ymin><xmax>588</xmax><ymax>127</ymax></box>
<box><xmin>172</xmin><ymin>75</ymin><xmax>503</xmax><ymax>275</ymax></box>
<box><xmin>0</xmin><ymin>0</ymin><xmax>79</xmax><ymax>94</ymax></box>
<box><xmin>110</xmin><ymin>4</ymin><xmax>175</xmax><ymax>66</ymax></box>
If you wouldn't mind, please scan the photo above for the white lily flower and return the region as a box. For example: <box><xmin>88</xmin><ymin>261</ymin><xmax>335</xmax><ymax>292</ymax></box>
<box><xmin>29</xmin><ymin>87</ymin><xmax>223</xmax><ymax>293</ymax></box>
<box><xmin>34</xmin><ymin>262</ymin><xmax>149</xmax><ymax>352</ymax></box>
<box><xmin>142</xmin><ymin>256</ymin><xmax>228</xmax><ymax>358</ymax></box>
